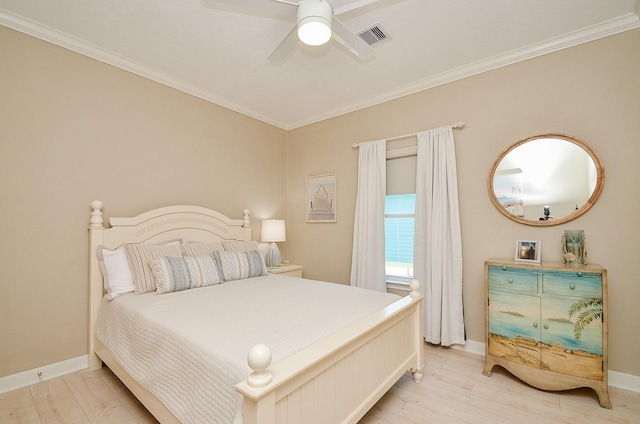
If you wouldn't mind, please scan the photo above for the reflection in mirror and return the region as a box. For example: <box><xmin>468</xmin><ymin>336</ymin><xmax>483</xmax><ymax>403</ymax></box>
<box><xmin>489</xmin><ymin>134</ymin><xmax>604</xmax><ymax>226</ymax></box>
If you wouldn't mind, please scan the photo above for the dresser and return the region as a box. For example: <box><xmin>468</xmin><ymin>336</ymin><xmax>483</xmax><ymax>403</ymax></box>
<box><xmin>483</xmin><ymin>259</ymin><xmax>610</xmax><ymax>408</ymax></box>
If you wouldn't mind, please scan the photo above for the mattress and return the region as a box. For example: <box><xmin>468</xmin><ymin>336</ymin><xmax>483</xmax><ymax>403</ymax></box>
<box><xmin>95</xmin><ymin>274</ymin><xmax>400</xmax><ymax>424</ymax></box>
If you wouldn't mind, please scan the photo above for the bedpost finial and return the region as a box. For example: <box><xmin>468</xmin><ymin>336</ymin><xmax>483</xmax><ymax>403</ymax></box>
<box><xmin>242</xmin><ymin>208</ymin><xmax>251</xmax><ymax>228</ymax></box>
<box><xmin>247</xmin><ymin>344</ymin><xmax>272</xmax><ymax>388</ymax></box>
<box><xmin>90</xmin><ymin>200</ymin><xmax>104</xmax><ymax>228</ymax></box>
<box><xmin>409</xmin><ymin>279</ymin><xmax>421</xmax><ymax>298</ymax></box>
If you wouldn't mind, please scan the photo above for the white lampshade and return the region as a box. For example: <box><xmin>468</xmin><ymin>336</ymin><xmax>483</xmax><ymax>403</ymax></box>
<box><xmin>262</xmin><ymin>220</ymin><xmax>286</xmax><ymax>268</ymax></box>
<box><xmin>261</xmin><ymin>220</ymin><xmax>286</xmax><ymax>243</ymax></box>
<box><xmin>297</xmin><ymin>0</ymin><xmax>332</xmax><ymax>46</ymax></box>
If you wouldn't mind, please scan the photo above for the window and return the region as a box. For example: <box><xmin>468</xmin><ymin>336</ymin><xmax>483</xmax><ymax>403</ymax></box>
<box><xmin>385</xmin><ymin>193</ymin><xmax>415</xmax><ymax>280</ymax></box>
<box><xmin>386</xmin><ymin>148</ymin><xmax>417</xmax><ymax>284</ymax></box>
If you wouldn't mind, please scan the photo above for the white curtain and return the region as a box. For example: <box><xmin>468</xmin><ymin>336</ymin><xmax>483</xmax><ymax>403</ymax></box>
<box><xmin>414</xmin><ymin>126</ymin><xmax>465</xmax><ymax>346</ymax></box>
<box><xmin>350</xmin><ymin>140</ymin><xmax>387</xmax><ymax>292</ymax></box>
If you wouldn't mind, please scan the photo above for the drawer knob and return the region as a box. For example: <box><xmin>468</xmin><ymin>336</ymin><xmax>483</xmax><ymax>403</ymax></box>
<box><xmin>502</xmin><ymin>266</ymin><xmax>507</xmax><ymax>271</ymax></box>
<box><xmin>533</xmin><ymin>322</ymin><xmax>538</xmax><ymax>328</ymax></box>
<box><xmin>543</xmin><ymin>324</ymin><xmax>549</xmax><ymax>330</ymax></box>
<box><xmin>569</xmin><ymin>284</ymin><xmax>576</xmax><ymax>290</ymax></box>
<box><xmin>577</xmin><ymin>272</ymin><xmax>583</xmax><ymax>277</ymax></box>
<box><xmin>508</xmin><ymin>278</ymin><xmax>513</xmax><ymax>283</ymax></box>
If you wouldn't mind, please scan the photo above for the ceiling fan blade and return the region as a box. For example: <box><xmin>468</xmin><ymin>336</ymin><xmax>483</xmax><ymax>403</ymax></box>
<box><xmin>200</xmin><ymin>0</ymin><xmax>297</xmax><ymax>20</ymax></box>
<box><xmin>268</xmin><ymin>25</ymin><xmax>300</xmax><ymax>64</ymax></box>
<box><xmin>271</xmin><ymin>0</ymin><xmax>301</xmax><ymax>5</ymax></box>
<box><xmin>332</xmin><ymin>0</ymin><xmax>381</xmax><ymax>15</ymax></box>
<box><xmin>331</xmin><ymin>16</ymin><xmax>375</xmax><ymax>61</ymax></box>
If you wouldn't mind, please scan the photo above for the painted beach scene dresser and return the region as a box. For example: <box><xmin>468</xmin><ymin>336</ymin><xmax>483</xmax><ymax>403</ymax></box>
<box><xmin>483</xmin><ymin>259</ymin><xmax>610</xmax><ymax>408</ymax></box>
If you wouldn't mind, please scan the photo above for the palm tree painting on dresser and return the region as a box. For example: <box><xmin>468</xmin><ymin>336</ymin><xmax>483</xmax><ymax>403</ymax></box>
<box><xmin>569</xmin><ymin>296</ymin><xmax>603</xmax><ymax>341</ymax></box>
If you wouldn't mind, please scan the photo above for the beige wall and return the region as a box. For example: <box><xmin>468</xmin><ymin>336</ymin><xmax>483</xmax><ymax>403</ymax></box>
<box><xmin>0</xmin><ymin>26</ymin><xmax>288</xmax><ymax>377</ymax></box>
<box><xmin>286</xmin><ymin>29</ymin><xmax>640</xmax><ymax>377</ymax></box>
<box><xmin>2</xmin><ymin>23</ymin><xmax>639</xmax><ymax>382</ymax></box>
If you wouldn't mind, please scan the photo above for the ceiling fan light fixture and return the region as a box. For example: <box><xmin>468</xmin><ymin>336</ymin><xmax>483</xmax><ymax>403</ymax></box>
<box><xmin>298</xmin><ymin>17</ymin><xmax>332</xmax><ymax>46</ymax></box>
<box><xmin>297</xmin><ymin>0</ymin><xmax>333</xmax><ymax>46</ymax></box>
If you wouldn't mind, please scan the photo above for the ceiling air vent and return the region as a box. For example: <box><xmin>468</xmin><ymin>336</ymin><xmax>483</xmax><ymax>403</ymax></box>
<box><xmin>357</xmin><ymin>24</ymin><xmax>391</xmax><ymax>47</ymax></box>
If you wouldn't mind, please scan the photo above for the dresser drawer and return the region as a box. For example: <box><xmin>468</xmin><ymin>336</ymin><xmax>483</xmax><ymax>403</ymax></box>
<box><xmin>542</xmin><ymin>272</ymin><xmax>602</xmax><ymax>297</ymax></box>
<box><xmin>488</xmin><ymin>266</ymin><xmax>538</xmax><ymax>292</ymax></box>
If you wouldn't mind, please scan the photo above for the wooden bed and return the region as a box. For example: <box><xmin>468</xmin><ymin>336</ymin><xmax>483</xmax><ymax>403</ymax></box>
<box><xmin>88</xmin><ymin>200</ymin><xmax>424</xmax><ymax>424</ymax></box>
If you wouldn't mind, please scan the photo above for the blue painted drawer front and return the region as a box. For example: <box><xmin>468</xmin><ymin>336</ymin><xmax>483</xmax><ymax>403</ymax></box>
<box><xmin>488</xmin><ymin>266</ymin><xmax>538</xmax><ymax>292</ymax></box>
<box><xmin>542</xmin><ymin>272</ymin><xmax>602</xmax><ymax>297</ymax></box>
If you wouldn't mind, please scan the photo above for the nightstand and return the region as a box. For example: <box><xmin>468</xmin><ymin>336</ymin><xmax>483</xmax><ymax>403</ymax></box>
<box><xmin>267</xmin><ymin>264</ymin><xmax>303</xmax><ymax>278</ymax></box>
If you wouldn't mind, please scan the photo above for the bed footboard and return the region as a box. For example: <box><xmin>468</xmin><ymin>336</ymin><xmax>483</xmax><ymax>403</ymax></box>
<box><xmin>236</xmin><ymin>281</ymin><xmax>424</xmax><ymax>424</ymax></box>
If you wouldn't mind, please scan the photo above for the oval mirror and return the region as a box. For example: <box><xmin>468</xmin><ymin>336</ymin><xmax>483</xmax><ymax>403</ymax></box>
<box><xmin>488</xmin><ymin>133</ymin><xmax>605</xmax><ymax>226</ymax></box>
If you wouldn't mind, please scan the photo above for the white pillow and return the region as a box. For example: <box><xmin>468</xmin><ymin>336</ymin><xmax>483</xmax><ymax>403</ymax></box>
<box><xmin>96</xmin><ymin>246</ymin><xmax>135</xmax><ymax>299</ymax></box>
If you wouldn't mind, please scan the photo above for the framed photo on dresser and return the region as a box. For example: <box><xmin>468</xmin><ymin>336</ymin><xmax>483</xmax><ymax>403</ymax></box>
<box><xmin>515</xmin><ymin>240</ymin><xmax>541</xmax><ymax>264</ymax></box>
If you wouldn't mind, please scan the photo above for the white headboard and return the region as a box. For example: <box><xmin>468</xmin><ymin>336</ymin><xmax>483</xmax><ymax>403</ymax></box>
<box><xmin>87</xmin><ymin>200</ymin><xmax>251</xmax><ymax>368</ymax></box>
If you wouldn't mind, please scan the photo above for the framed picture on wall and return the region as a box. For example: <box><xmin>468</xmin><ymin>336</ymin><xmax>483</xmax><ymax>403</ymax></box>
<box><xmin>306</xmin><ymin>174</ymin><xmax>336</xmax><ymax>223</ymax></box>
<box><xmin>515</xmin><ymin>240</ymin><xmax>541</xmax><ymax>264</ymax></box>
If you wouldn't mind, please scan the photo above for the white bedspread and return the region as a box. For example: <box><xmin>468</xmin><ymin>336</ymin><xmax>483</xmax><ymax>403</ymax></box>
<box><xmin>95</xmin><ymin>275</ymin><xmax>400</xmax><ymax>424</ymax></box>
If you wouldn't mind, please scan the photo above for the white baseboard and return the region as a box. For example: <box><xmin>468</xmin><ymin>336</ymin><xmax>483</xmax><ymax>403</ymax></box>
<box><xmin>2</xmin><ymin>346</ymin><xmax>639</xmax><ymax>396</ymax></box>
<box><xmin>451</xmin><ymin>340</ymin><xmax>640</xmax><ymax>393</ymax></box>
<box><xmin>0</xmin><ymin>355</ymin><xmax>88</xmax><ymax>395</ymax></box>
<box><xmin>609</xmin><ymin>370</ymin><xmax>640</xmax><ymax>393</ymax></box>
<box><xmin>450</xmin><ymin>339</ymin><xmax>485</xmax><ymax>356</ymax></box>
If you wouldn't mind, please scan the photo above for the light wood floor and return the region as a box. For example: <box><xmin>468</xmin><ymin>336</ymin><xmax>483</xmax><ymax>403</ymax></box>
<box><xmin>2</xmin><ymin>344</ymin><xmax>638</xmax><ymax>423</ymax></box>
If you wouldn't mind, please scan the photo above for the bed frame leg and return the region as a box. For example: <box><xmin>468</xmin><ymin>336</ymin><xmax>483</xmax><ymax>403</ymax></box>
<box><xmin>89</xmin><ymin>352</ymin><xmax>102</xmax><ymax>370</ymax></box>
<box><xmin>88</xmin><ymin>200</ymin><xmax>105</xmax><ymax>372</ymax></box>
<box><xmin>409</xmin><ymin>278</ymin><xmax>424</xmax><ymax>385</ymax></box>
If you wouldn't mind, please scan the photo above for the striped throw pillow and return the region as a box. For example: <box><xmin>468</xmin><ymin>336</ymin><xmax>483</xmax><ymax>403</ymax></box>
<box><xmin>124</xmin><ymin>243</ymin><xmax>183</xmax><ymax>294</ymax></box>
<box><xmin>221</xmin><ymin>240</ymin><xmax>261</xmax><ymax>252</ymax></box>
<box><xmin>181</xmin><ymin>241</ymin><xmax>225</xmax><ymax>257</ymax></box>
<box><xmin>149</xmin><ymin>255</ymin><xmax>224</xmax><ymax>294</ymax></box>
<box><xmin>215</xmin><ymin>250</ymin><xmax>267</xmax><ymax>281</ymax></box>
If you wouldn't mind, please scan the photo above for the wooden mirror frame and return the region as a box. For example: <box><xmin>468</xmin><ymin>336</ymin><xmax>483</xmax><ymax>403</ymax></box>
<box><xmin>488</xmin><ymin>133</ymin><xmax>605</xmax><ymax>226</ymax></box>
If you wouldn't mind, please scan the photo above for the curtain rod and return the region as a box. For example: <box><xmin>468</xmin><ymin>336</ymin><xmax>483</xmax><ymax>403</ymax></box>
<box><xmin>352</xmin><ymin>121</ymin><xmax>465</xmax><ymax>148</ymax></box>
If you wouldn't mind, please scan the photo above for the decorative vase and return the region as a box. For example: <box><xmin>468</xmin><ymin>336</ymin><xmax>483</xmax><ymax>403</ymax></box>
<box><xmin>562</xmin><ymin>230</ymin><xmax>587</xmax><ymax>265</ymax></box>
<box><xmin>265</xmin><ymin>242</ymin><xmax>282</xmax><ymax>268</ymax></box>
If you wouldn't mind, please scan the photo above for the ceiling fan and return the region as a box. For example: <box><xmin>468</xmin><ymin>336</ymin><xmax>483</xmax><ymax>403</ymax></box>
<box><xmin>203</xmin><ymin>0</ymin><xmax>379</xmax><ymax>63</ymax></box>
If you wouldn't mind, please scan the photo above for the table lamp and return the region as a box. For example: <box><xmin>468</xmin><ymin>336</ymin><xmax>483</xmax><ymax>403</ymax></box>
<box><xmin>261</xmin><ymin>219</ymin><xmax>286</xmax><ymax>268</ymax></box>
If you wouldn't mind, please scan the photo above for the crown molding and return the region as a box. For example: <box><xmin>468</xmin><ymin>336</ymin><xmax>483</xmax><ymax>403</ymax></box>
<box><xmin>287</xmin><ymin>12</ymin><xmax>640</xmax><ymax>129</ymax></box>
<box><xmin>2</xmin><ymin>9</ymin><xmax>638</xmax><ymax>130</ymax></box>
<box><xmin>0</xmin><ymin>10</ymin><xmax>285</xmax><ymax>128</ymax></box>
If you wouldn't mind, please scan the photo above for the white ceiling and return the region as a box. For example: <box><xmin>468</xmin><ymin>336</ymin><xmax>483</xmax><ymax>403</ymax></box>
<box><xmin>1</xmin><ymin>0</ymin><xmax>638</xmax><ymax>130</ymax></box>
